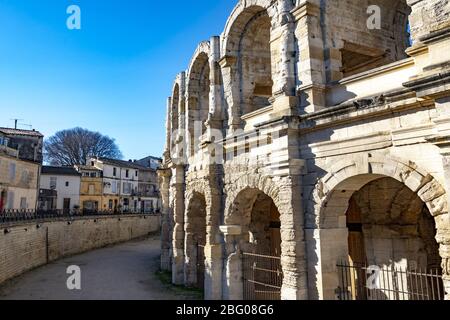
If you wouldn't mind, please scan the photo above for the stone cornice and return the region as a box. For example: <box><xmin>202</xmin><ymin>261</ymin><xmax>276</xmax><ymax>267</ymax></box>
<box><xmin>298</xmin><ymin>96</ymin><xmax>434</xmax><ymax>133</ymax></box>
<box><xmin>291</xmin><ymin>2</ymin><xmax>320</xmax><ymax>20</ymax></box>
<box><xmin>403</xmin><ymin>70</ymin><xmax>450</xmax><ymax>98</ymax></box>
<box><xmin>219</xmin><ymin>225</ymin><xmax>242</xmax><ymax>236</ymax></box>
<box><xmin>156</xmin><ymin>168</ymin><xmax>172</xmax><ymax>178</ymax></box>
<box><xmin>426</xmin><ymin>135</ymin><xmax>450</xmax><ymax>147</ymax></box>
<box><xmin>419</xmin><ymin>26</ymin><xmax>450</xmax><ymax>45</ymax></box>
<box><xmin>218</xmin><ymin>55</ymin><xmax>237</xmax><ymax>68</ymax></box>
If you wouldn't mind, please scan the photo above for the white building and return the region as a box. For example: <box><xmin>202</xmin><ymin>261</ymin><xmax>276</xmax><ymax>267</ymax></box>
<box><xmin>39</xmin><ymin>166</ymin><xmax>81</xmax><ymax>212</ymax></box>
<box><xmin>134</xmin><ymin>156</ymin><xmax>162</xmax><ymax>170</ymax></box>
<box><xmin>89</xmin><ymin>157</ymin><xmax>140</xmax><ymax>212</ymax></box>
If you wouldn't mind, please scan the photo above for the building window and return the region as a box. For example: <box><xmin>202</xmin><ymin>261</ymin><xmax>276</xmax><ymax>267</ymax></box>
<box><xmin>126</xmin><ymin>170</ymin><xmax>129</xmax><ymax>178</ymax></box>
<box><xmin>90</xmin><ymin>172</ymin><xmax>97</xmax><ymax>178</ymax></box>
<box><xmin>63</xmin><ymin>198</ymin><xmax>71</xmax><ymax>211</ymax></box>
<box><xmin>123</xmin><ymin>182</ymin><xmax>131</xmax><ymax>194</ymax></box>
<box><xmin>135</xmin><ymin>170</ymin><xmax>138</xmax><ymax>177</ymax></box>
<box><xmin>0</xmin><ymin>136</ymin><xmax>9</xmax><ymax>146</ymax></box>
<box><xmin>20</xmin><ymin>197</ymin><xmax>27</xmax><ymax>210</ymax></box>
<box><xmin>109</xmin><ymin>200</ymin><xmax>113</xmax><ymax>210</ymax></box>
<box><xmin>7</xmin><ymin>191</ymin><xmax>14</xmax><ymax>209</ymax></box>
<box><xmin>113</xmin><ymin>167</ymin><xmax>117</xmax><ymax>177</ymax></box>
<box><xmin>50</xmin><ymin>177</ymin><xmax>57</xmax><ymax>189</ymax></box>
<box><xmin>20</xmin><ymin>170</ymin><xmax>30</xmax><ymax>185</ymax></box>
<box><xmin>65</xmin><ymin>181</ymin><xmax>69</xmax><ymax>187</ymax></box>
<box><xmin>9</xmin><ymin>163</ymin><xmax>16</xmax><ymax>182</ymax></box>
<box><xmin>112</xmin><ymin>181</ymin><xmax>117</xmax><ymax>193</ymax></box>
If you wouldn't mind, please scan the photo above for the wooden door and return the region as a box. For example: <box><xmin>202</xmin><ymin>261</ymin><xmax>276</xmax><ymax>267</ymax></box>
<box><xmin>63</xmin><ymin>198</ymin><xmax>71</xmax><ymax>213</ymax></box>
<box><xmin>269</xmin><ymin>202</ymin><xmax>281</xmax><ymax>256</ymax></box>
<box><xmin>346</xmin><ymin>197</ymin><xmax>367</xmax><ymax>300</ymax></box>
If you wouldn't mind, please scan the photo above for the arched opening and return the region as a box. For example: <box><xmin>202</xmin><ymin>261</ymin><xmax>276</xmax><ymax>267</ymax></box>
<box><xmin>185</xmin><ymin>192</ymin><xmax>207</xmax><ymax>290</ymax></box>
<box><xmin>319</xmin><ymin>175</ymin><xmax>444</xmax><ymax>300</ymax></box>
<box><xmin>328</xmin><ymin>0</ymin><xmax>412</xmax><ymax>79</ymax></box>
<box><xmin>170</xmin><ymin>84</ymin><xmax>181</xmax><ymax>160</ymax></box>
<box><xmin>171</xmin><ymin>84</ymin><xmax>180</xmax><ymax>135</ymax></box>
<box><xmin>187</xmin><ymin>52</ymin><xmax>210</xmax><ymax>156</ymax></box>
<box><xmin>227</xmin><ymin>6</ymin><xmax>273</xmax><ymax>116</ymax></box>
<box><xmin>229</xmin><ymin>188</ymin><xmax>282</xmax><ymax>300</ymax></box>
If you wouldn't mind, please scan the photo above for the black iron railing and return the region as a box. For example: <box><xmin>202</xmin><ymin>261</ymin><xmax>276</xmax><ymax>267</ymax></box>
<box><xmin>243</xmin><ymin>252</ymin><xmax>283</xmax><ymax>301</ymax></box>
<box><xmin>0</xmin><ymin>209</ymin><xmax>161</xmax><ymax>225</ymax></box>
<box><xmin>337</xmin><ymin>262</ymin><xmax>445</xmax><ymax>300</ymax></box>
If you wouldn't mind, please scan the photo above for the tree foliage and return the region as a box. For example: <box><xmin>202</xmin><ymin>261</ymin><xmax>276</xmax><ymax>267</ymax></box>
<box><xmin>44</xmin><ymin>127</ymin><xmax>123</xmax><ymax>166</ymax></box>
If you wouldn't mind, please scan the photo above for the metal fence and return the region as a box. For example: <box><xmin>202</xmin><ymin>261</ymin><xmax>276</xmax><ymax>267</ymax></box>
<box><xmin>243</xmin><ymin>252</ymin><xmax>283</xmax><ymax>300</ymax></box>
<box><xmin>337</xmin><ymin>262</ymin><xmax>445</xmax><ymax>300</ymax></box>
<box><xmin>0</xmin><ymin>209</ymin><xmax>161</xmax><ymax>225</ymax></box>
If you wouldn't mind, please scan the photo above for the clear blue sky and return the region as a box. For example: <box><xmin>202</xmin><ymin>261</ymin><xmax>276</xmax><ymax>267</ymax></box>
<box><xmin>0</xmin><ymin>0</ymin><xmax>236</xmax><ymax>160</ymax></box>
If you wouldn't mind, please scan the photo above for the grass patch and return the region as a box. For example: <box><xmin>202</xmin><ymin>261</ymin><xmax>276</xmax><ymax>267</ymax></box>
<box><xmin>155</xmin><ymin>270</ymin><xmax>204</xmax><ymax>300</ymax></box>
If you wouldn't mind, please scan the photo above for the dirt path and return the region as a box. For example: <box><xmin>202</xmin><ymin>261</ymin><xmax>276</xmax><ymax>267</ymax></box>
<box><xmin>0</xmin><ymin>235</ymin><xmax>201</xmax><ymax>300</ymax></box>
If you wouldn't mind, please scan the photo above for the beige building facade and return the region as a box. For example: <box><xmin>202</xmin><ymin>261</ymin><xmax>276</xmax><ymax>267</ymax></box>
<box><xmin>0</xmin><ymin>146</ymin><xmax>40</xmax><ymax>211</ymax></box>
<box><xmin>159</xmin><ymin>0</ymin><xmax>450</xmax><ymax>300</ymax></box>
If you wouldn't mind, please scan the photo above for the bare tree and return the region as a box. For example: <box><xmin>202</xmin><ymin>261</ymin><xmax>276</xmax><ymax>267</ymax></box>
<box><xmin>44</xmin><ymin>128</ymin><xmax>123</xmax><ymax>166</ymax></box>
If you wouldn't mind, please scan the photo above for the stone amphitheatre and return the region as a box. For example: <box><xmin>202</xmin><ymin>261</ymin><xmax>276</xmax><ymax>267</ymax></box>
<box><xmin>158</xmin><ymin>0</ymin><xmax>450</xmax><ymax>300</ymax></box>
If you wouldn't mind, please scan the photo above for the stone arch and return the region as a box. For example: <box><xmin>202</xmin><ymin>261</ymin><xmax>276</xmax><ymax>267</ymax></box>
<box><xmin>170</xmin><ymin>73</ymin><xmax>187</xmax><ymax>162</ymax></box>
<box><xmin>224</xmin><ymin>180</ymin><xmax>284</xmax><ymax>300</ymax></box>
<box><xmin>224</xmin><ymin>173</ymin><xmax>283</xmax><ymax>225</ymax></box>
<box><xmin>184</xmin><ymin>177</ymin><xmax>223</xmax><ymax>298</ymax></box>
<box><xmin>325</xmin><ymin>0</ymin><xmax>412</xmax><ymax>79</ymax></box>
<box><xmin>313</xmin><ymin>154</ymin><xmax>447</xmax><ymax>228</ymax></box>
<box><xmin>184</xmin><ymin>191</ymin><xmax>207</xmax><ymax>288</ymax></box>
<box><xmin>228</xmin><ymin>187</ymin><xmax>282</xmax><ymax>256</ymax></box>
<box><xmin>187</xmin><ymin>41</ymin><xmax>211</xmax><ymax>75</ymax></box>
<box><xmin>171</xmin><ymin>82</ymin><xmax>180</xmax><ymax>133</ymax></box>
<box><xmin>221</xmin><ymin>1</ymin><xmax>277</xmax><ymax>122</ymax></box>
<box><xmin>222</xmin><ymin>172</ymin><xmax>306</xmax><ymax>300</ymax></box>
<box><xmin>185</xmin><ymin>178</ymin><xmax>222</xmax><ymax>246</ymax></box>
<box><xmin>186</xmin><ymin>42</ymin><xmax>211</xmax><ymax>156</ymax></box>
<box><xmin>222</xmin><ymin>0</ymin><xmax>276</xmax><ymax>57</ymax></box>
<box><xmin>309</xmin><ymin>153</ymin><xmax>449</xmax><ymax>299</ymax></box>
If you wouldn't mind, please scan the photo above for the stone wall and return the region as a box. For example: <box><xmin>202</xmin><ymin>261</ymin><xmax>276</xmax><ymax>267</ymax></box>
<box><xmin>0</xmin><ymin>214</ymin><xmax>160</xmax><ymax>285</ymax></box>
<box><xmin>160</xmin><ymin>0</ymin><xmax>450</xmax><ymax>300</ymax></box>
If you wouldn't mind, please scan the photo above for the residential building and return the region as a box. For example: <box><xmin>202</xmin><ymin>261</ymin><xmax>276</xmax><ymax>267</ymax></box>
<box><xmin>134</xmin><ymin>156</ymin><xmax>162</xmax><ymax>213</ymax></box>
<box><xmin>136</xmin><ymin>166</ymin><xmax>161</xmax><ymax>213</ymax></box>
<box><xmin>0</xmin><ymin>128</ymin><xmax>42</xmax><ymax>211</ymax></box>
<box><xmin>75</xmin><ymin>165</ymin><xmax>105</xmax><ymax>213</ymax></box>
<box><xmin>39</xmin><ymin>166</ymin><xmax>81</xmax><ymax>212</ymax></box>
<box><xmin>0</xmin><ymin>127</ymin><xmax>44</xmax><ymax>163</ymax></box>
<box><xmin>0</xmin><ymin>143</ymin><xmax>40</xmax><ymax>211</ymax></box>
<box><xmin>134</xmin><ymin>156</ymin><xmax>162</xmax><ymax>170</ymax></box>
<box><xmin>89</xmin><ymin>157</ymin><xmax>140</xmax><ymax>212</ymax></box>
<box><xmin>88</xmin><ymin>157</ymin><xmax>162</xmax><ymax>213</ymax></box>
<box><xmin>38</xmin><ymin>188</ymin><xmax>57</xmax><ymax>211</ymax></box>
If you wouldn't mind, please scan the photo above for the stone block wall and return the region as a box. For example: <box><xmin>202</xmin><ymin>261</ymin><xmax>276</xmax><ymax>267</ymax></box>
<box><xmin>0</xmin><ymin>215</ymin><xmax>160</xmax><ymax>285</ymax></box>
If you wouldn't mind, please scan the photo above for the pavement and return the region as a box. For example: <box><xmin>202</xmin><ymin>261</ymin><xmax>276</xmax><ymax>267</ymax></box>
<box><xmin>0</xmin><ymin>235</ymin><xmax>201</xmax><ymax>300</ymax></box>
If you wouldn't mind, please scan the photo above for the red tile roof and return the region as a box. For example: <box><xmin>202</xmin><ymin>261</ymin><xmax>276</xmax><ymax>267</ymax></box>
<box><xmin>0</xmin><ymin>127</ymin><xmax>44</xmax><ymax>137</ymax></box>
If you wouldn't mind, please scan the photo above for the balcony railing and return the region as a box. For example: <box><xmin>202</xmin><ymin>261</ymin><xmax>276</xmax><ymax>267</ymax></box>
<box><xmin>133</xmin><ymin>191</ymin><xmax>160</xmax><ymax>198</ymax></box>
<box><xmin>0</xmin><ymin>209</ymin><xmax>161</xmax><ymax>225</ymax></box>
